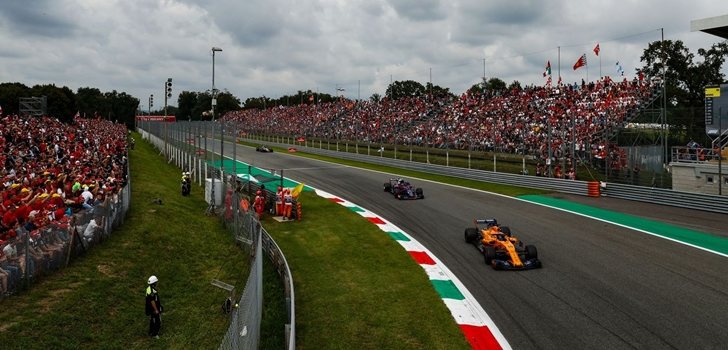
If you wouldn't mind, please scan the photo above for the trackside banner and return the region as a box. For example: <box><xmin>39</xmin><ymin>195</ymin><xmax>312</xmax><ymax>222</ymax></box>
<box><xmin>136</xmin><ymin>115</ymin><xmax>176</xmax><ymax>122</ymax></box>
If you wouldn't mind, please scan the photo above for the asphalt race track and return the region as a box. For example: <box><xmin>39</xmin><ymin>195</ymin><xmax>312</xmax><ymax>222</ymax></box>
<box><xmin>227</xmin><ymin>141</ymin><xmax>728</xmax><ymax>349</ymax></box>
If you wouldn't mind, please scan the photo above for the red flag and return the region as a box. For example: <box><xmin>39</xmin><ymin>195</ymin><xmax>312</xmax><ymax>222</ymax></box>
<box><xmin>593</xmin><ymin>43</ymin><xmax>600</xmax><ymax>56</ymax></box>
<box><xmin>573</xmin><ymin>54</ymin><xmax>587</xmax><ymax>70</ymax></box>
<box><xmin>308</xmin><ymin>95</ymin><xmax>314</xmax><ymax>102</ymax></box>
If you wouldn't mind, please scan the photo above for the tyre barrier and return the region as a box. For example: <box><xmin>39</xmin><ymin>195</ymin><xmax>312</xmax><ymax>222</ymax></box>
<box><xmin>587</xmin><ymin>181</ymin><xmax>600</xmax><ymax>197</ymax></box>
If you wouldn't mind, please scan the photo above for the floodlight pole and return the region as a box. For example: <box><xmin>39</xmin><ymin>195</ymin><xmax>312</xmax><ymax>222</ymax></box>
<box><xmin>720</xmin><ymin>107</ymin><xmax>723</xmax><ymax>196</ymax></box>
<box><xmin>208</xmin><ymin>46</ymin><xmax>222</xmax><ymax>214</ymax></box>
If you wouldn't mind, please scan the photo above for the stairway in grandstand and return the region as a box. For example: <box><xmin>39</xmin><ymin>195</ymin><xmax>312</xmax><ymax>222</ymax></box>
<box><xmin>593</xmin><ymin>83</ymin><xmax>664</xmax><ymax>143</ymax></box>
<box><xmin>712</xmin><ymin>127</ymin><xmax>728</xmax><ymax>160</ymax></box>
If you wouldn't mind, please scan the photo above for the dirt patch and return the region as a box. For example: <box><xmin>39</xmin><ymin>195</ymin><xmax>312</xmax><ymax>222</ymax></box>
<box><xmin>36</xmin><ymin>288</ymin><xmax>73</xmax><ymax>313</ymax></box>
<box><xmin>0</xmin><ymin>320</ymin><xmax>17</xmax><ymax>332</ymax></box>
<box><xmin>97</xmin><ymin>264</ymin><xmax>113</xmax><ymax>276</ymax></box>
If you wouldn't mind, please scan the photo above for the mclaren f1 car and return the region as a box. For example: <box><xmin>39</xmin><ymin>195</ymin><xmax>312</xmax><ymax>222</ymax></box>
<box><xmin>464</xmin><ymin>218</ymin><xmax>541</xmax><ymax>270</ymax></box>
<box><xmin>383</xmin><ymin>178</ymin><xmax>424</xmax><ymax>200</ymax></box>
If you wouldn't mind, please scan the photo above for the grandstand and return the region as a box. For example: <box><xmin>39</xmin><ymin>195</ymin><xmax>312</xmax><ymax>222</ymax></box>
<box><xmin>0</xmin><ymin>114</ymin><xmax>129</xmax><ymax>296</ymax></box>
<box><xmin>224</xmin><ymin>76</ymin><xmax>662</xmax><ymax>184</ymax></box>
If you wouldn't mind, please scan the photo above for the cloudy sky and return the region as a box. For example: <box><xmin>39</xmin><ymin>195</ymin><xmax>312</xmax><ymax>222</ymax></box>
<box><xmin>1</xmin><ymin>0</ymin><xmax>727</xmax><ymax>110</ymax></box>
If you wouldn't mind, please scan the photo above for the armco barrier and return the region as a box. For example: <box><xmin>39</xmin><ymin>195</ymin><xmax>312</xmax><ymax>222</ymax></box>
<box><xmin>241</xmin><ymin>138</ymin><xmax>591</xmax><ymax>196</ymax></box>
<box><xmin>140</xmin><ymin>125</ymin><xmax>296</xmax><ymax>350</ymax></box>
<box><xmin>601</xmin><ymin>182</ymin><xmax>728</xmax><ymax>214</ymax></box>
<box><xmin>243</xmin><ymin>137</ymin><xmax>728</xmax><ymax>214</ymax></box>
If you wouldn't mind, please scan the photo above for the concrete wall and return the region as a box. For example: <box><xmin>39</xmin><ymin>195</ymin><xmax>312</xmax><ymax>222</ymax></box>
<box><xmin>671</xmin><ymin>162</ymin><xmax>728</xmax><ymax>196</ymax></box>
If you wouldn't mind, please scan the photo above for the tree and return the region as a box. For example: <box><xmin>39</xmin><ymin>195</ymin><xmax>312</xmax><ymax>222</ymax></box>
<box><xmin>485</xmin><ymin>77</ymin><xmax>507</xmax><ymax>91</ymax></box>
<box><xmin>194</xmin><ymin>90</ymin><xmax>240</xmax><ymax>120</ymax></box>
<box><xmin>370</xmin><ymin>93</ymin><xmax>382</xmax><ymax>103</ymax></box>
<box><xmin>467</xmin><ymin>81</ymin><xmax>485</xmax><ymax>95</ymax></box>
<box><xmin>75</xmin><ymin>87</ymin><xmax>106</xmax><ymax>119</ymax></box>
<box><xmin>640</xmin><ymin>39</ymin><xmax>728</xmax><ymax>142</ymax></box>
<box><xmin>0</xmin><ymin>83</ymin><xmax>31</xmax><ymax>115</ymax></box>
<box><xmin>177</xmin><ymin>91</ymin><xmax>198</xmax><ymax>120</ymax></box>
<box><xmin>425</xmin><ymin>82</ymin><xmax>454</xmax><ymax>99</ymax></box>
<box><xmin>508</xmin><ymin>80</ymin><xmax>522</xmax><ymax>91</ymax></box>
<box><xmin>640</xmin><ymin>39</ymin><xmax>728</xmax><ymax>106</ymax></box>
<box><xmin>386</xmin><ymin>80</ymin><xmax>426</xmax><ymax>100</ymax></box>
<box><xmin>29</xmin><ymin>84</ymin><xmax>75</xmax><ymax>121</ymax></box>
<box><xmin>106</xmin><ymin>91</ymin><xmax>139</xmax><ymax>127</ymax></box>
<box><xmin>193</xmin><ymin>91</ymin><xmax>213</xmax><ymax>120</ymax></box>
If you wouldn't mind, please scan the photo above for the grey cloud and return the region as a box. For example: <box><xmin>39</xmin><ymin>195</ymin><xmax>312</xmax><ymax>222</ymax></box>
<box><xmin>0</xmin><ymin>1</ymin><xmax>77</xmax><ymax>38</ymax></box>
<box><xmin>388</xmin><ymin>0</ymin><xmax>446</xmax><ymax>22</ymax></box>
<box><xmin>0</xmin><ymin>0</ymin><xmax>725</xmax><ymax>106</ymax></box>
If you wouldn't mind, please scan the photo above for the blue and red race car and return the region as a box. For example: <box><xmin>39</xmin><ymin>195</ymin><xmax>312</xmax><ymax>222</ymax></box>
<box><xmin>383</xmin><ymin>178</ymin><xmax>424</xmax><ymax>200</ymax></box>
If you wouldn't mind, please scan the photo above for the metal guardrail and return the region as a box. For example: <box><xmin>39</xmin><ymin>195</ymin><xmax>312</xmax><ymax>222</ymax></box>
<box><xmin>245</xmin><ymin>137</ymin><xmax>728</xmax><ymax>214</ymax></box>
<box><xmin>244</xmin><ymin>137</ymin><xmax>590</xmax><ymax>195</ymax></box>
<box><xmin>602</xmin><ymin>183</ymin><xmax>728</xmax><ymax>214</ymax></box>
<box><xmin>141</xmin><ymin>125</ymin><xmax>296</xmax><ymax>349</ymax></box>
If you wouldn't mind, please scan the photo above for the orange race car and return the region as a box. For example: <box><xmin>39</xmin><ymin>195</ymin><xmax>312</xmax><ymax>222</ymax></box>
<box><xmin>464</xmin><ymin>219</ymin><xmax>542</xmax><ymax>270</ymax></box>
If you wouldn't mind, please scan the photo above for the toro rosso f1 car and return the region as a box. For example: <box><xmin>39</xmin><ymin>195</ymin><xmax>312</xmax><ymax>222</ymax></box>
<box><xmin>383</xmin><ymin>178</ymin><xmax>424</xmax><ymax>200</ymax></box>
<box><xmin>464</xmin><ymin>218</ymin><xmax>541</xmax><ymax>270</ymax></box>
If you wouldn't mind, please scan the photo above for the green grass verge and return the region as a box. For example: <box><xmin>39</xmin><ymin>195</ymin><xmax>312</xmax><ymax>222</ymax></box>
<box><xmin>0</xmin><ymin>131</ymin><xmax>471</xmax><ymax>350</ymax></box>
<box><xmin>260</xmin><ymin>192</ymin><xmax>470</xmax><ymax>350</ymax></box>
<box><xmin>0</xmin><ymin>132</ymin><xmax>253</xmax><ymax>349</ymax></box>
<box><xmin>241</xmin><ymin>140</ymin><xmax>549</xmax><ymax>197</ymax></box>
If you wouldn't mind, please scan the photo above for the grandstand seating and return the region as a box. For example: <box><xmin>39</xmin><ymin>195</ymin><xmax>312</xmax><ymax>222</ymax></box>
<box><xmin>224</xmin><ymin>76</ymin><xmax>660</xmax><ymax>176</ymax></box>
<box><xmin>0</xmin><ymin>114</ymin><xmax>129</xmax><ymax>296</ymax></box>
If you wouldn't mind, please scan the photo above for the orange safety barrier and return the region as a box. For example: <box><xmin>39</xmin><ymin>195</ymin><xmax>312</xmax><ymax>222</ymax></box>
<box><xmin>296</xmin><ymin>202</ymin><xmax>302</xmax><ymax>221</ymax></box>
<box><xmin>587</xmin><ymin>181</ymin><xmax>600</xmax><ymax>197</ymax></box>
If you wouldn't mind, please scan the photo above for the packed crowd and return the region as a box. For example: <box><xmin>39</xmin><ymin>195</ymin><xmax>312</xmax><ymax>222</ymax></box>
<box><xmin>224</xmin><ymin>76</ymin><xmax>659</xmax><ymax>175</ymax></box>
<box><xmin>0</xmin><ymin>114</ymin><xmax>129</xmax><ymax>296</ymax></box>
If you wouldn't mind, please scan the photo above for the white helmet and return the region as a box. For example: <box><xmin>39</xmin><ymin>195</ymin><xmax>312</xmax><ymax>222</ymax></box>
<box><xmin>148</xmin><ymin>275</ymin><xmax>158</xmax><ymax>285</ymax></box>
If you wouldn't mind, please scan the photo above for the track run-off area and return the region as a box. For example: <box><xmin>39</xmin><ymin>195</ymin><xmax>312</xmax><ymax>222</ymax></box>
<box><xmin>215</xmin><ymin>138</ymin><xmax>728</xmax><ymax>350</ymax></box>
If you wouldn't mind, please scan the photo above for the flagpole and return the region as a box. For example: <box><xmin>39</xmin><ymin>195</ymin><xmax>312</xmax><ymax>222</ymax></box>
<box><xmin>599</xmin><ymin>54</ymin><xmax>602</xmax><ymax>80</ymax></box>
<box><xmin>557</xmin><ymin>46</ymin><xmax>561</xmax><ymax>85</ymax></box>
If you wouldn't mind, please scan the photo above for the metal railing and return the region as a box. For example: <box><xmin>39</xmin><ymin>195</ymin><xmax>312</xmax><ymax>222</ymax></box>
<box><xmin>242</xmin><ymin>137</ymin><xmax>591</xmax><ymax>195</ymax></box>
<box><xmin>243</xmin><ymin>137</ymin><xmax>728</xmax><ymax>214</ymax></box>
<box><xmin>0</xmin><ymin>166</ymin><xmax>131</xmax><ymax>298</ymax></box>
<box><xmin>600</xmin><ymin>182</ymin><xmax>728</xmax><ymax>214</ymax></box>
<box><xmin>140</xmin><ymin>122</ymin><xmax>296</xmax><ymax>350</ymax></box>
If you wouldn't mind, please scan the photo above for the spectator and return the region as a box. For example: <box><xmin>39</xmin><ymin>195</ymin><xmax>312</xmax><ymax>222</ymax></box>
<box><xmin>223</xmin><ymin>75</ymin><xmax>657</xmax><ymax>174</ymax></box>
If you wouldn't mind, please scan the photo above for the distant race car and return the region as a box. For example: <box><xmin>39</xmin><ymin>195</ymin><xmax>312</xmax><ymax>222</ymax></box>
<box><xmin>464</xmin><ymin>218</ymin><xmax>541</xmax><ymax>270</ymax></box>
<box><xmin>383</xmin><ymin>178</ymin><xmax>424</xmax><ymax>200</ymax></box>
<box><xmin>255</xmin><ymin>145</ymin><xmax>273</xmax><ymax>153</ymax></box>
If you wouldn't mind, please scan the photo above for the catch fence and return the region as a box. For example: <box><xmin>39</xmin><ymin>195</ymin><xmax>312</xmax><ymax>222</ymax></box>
<box><xmin>139</xmin><ymin>121</ymin><xmax>295</xmax><ymax>350</ymax></box>
<box><xmin>0</xmin><ymin>164</ymin><xmax>131</xmax><ymax>298</ymax></box>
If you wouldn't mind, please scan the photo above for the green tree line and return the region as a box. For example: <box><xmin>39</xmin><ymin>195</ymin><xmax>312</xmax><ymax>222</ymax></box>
<box><xmin>0</xmin><ymin>82</ymin><xmax>139</xmax><ymax>127</ymax></box>
<box><xmin>1</xmin><ymin>39</ymin><xmax>725</xmax><ymax>138</ymax></box>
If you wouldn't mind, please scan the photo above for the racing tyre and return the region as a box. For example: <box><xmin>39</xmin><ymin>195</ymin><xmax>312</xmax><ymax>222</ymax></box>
<box><xmin>500</xmin><ymin>226</ymin><xmax>511</xmax><ymax>236</ymax></box>
<box><xmin>384</xmin><ymin>183</ymin><xmax>391</xmax><ymax>192</ymax></box>
<box><xmin>415</xmin><ymin>188</ymin><xmax>423</xmax><ymax>198</ymax></box>
<box><xmin>484</xmin><ymin>246</ymin><xmax>497</xmax><ymax>265</ymax></box>
<box><xmin>525</xmin><ymin>245</ymin><xmax>538</xmax><ymax>259</ymax></box>
<box><xmin>464</xmin><ymin>228</ymin><xmax>479</xmax><ymax>243</ymax></box>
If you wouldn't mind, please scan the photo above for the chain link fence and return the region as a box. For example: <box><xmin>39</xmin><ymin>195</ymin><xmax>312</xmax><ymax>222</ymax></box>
<box><xmin>0</xmin><ymin>165</ymin><xmax>131</xmax><ymax>299</ymax></box>
<box><xmin>139</xmin><ymin>121</ymin><xmax>295</xmax><ymax>350</ymax></box>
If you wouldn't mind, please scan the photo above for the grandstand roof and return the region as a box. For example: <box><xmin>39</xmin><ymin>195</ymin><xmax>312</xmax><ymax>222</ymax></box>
<box><xmin>691</xmin><ymin>14</ymin><xmax>728</xmax><ymax>39</ymax></box>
